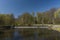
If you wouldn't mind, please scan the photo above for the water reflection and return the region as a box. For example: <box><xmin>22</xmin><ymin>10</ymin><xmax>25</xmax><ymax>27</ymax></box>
<box><xmin>13</xmin><ymin>28</ymin><xmax>23</xmax><ymax>40</ymax></box>
<box><xmin>0</xmin><ymin>28</ymin><xmax>60</xmax><ymax>40</ymax></box>
<box><xmin>0</xmin><ymin>28</ymin><xmax>39</xmax><ymax>40</ymax></box>
<box><xmin>0</xmin><ymin>28</ymin><xmax>24</xmax><ymax>40</ymax></box>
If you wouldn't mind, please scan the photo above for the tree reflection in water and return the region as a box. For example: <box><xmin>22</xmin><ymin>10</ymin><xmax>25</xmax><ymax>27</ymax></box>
<box><xmin>0</xmin><ymin>28</ymin><xmax>60</xmax><ymax>40</ymax></box>
<box><xmin>13</xmin><ymin>28</ymin><xmax>23</xmax><ymax>40</ymax></box>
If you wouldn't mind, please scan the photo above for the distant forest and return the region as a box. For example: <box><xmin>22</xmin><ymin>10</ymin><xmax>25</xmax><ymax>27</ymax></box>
<box><xmin>0</xmin><ymin>8</ymin><xmax>60</xmax><ymax>26</ymax></box>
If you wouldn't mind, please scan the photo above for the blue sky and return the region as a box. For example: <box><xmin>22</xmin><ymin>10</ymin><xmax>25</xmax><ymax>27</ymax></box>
<box><xmin>0</xmin><ymin>0</ymin><xmax>60</xmax><ymax>17</ymax></box>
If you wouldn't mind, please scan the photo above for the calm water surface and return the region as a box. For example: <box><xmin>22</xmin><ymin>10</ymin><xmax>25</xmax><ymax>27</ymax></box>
<box><xmin>0</xmin><ymin>28</ymin><xmax>60</xmax><ymax>40</ymax></box>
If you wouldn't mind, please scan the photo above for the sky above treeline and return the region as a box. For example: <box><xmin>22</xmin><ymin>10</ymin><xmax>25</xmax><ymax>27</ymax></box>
<box><xmin>0</xmin><ymin>0</ymin><xmax>60</xmax><ymax>17</ymax></box>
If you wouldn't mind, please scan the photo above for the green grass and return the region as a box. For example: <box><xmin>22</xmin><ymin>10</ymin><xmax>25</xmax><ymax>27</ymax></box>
<box><xmin>52</xmin><ymin>27</ymin><xmax>60</xmax><ymax>32</ymax></box>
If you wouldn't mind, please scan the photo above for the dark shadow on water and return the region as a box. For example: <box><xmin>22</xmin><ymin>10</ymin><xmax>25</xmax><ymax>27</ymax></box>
<box><xmin>0</xmin><ymin>28</ymin><xmax>60</xmax><ymax>40</ymax></box>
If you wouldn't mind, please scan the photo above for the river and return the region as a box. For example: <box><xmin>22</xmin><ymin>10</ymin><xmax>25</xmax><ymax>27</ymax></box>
<box><xmin>0</xmin><ymin>27</ymin><xmax>60</xmax><ymax>40</ymax></box>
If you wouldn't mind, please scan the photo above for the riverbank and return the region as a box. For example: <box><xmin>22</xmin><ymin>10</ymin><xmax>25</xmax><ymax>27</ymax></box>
<box><xmin>0</xmin><ymin>24</ymin><xmax>60</xmax><ymax>40</ymax></box>
<box><xmin>0</xmin><ymin>27</ymin><xmax>60</xmax><ymax>40</ymax></box>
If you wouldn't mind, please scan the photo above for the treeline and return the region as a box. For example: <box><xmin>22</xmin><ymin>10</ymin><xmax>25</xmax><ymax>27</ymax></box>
<box><xmin>0</xmin><ymin>8</ymin><xmax>60</xmax><ymax>26</ymax></box>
